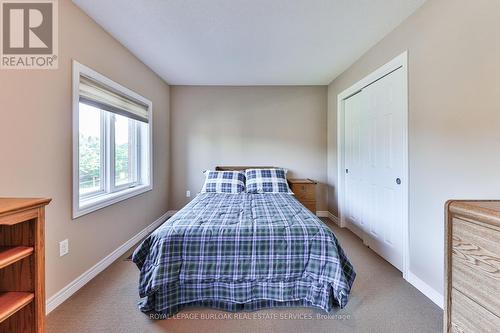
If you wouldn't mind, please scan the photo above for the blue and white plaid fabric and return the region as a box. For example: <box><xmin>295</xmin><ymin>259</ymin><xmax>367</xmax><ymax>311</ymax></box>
<box><xmin>201</xmin><ymin>170</ymin><xmax>245</xmax><ymax>194</ymax></box>
<box><xmin>245</xmin><ymin>168</ymin><xmax>291</xmax><ymax>194</ymax></box>
<box><xmin>132</xmin><ymin>193</ymin><xmax>356</xmax><ymax>317</ymax></box>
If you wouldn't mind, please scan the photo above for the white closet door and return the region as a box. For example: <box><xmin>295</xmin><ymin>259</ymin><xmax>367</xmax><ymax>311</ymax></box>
<box><xmin>344</xmin><ymin>92</ymin><xmax>366</xmax><ymax>238</ymax></box>
<box><xmin>344</xmin><ymin>67</ymin><xmax>404</xmax><ymax>271</ymax></box>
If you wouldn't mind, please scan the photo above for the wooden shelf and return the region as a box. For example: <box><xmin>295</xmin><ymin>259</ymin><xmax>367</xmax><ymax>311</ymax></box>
<box><xmin>0</xmin><ymin>246</ymin><xmax>34</xmax><ymax>269</ymax></box>
<box><xmin>0</xmin><ymin>292</ymin><xmax>34</xmax><ymax>323</ymax></box>
<box><xmin>0</xmin><ymin>197</ymin><xmax>50</xmax><ymax>331</ymax></box>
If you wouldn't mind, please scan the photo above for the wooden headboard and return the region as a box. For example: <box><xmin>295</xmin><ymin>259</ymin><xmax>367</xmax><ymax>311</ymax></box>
<box><xmin>215</xmin><ymin>166</ymin><xmax>274</xmax><ymax>171</ymax></box>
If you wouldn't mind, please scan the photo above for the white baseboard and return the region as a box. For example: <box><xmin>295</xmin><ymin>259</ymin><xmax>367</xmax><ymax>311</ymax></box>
<box><xmin>406</xmin><ymin>271</ymin><xmax>443</xmax><ymax>309</ymax></box>
<box><xmin>317</xmin><ymin>210</ymin><xmax>341</xmax><ymax>226</ymax></box>
<box><xmin>328</xmin><ymin>212</ymin><xmax>340</xmax><ymax>226</ymax></box>
<box><xmin>45</xmin><ymin>210</ymin><xmax>176</xmax><ymax>314</ymax></box>
<box><xmin>316</xmin><ymin>211</ymin><xmax>329</xmax><ymax>218</ymax></box>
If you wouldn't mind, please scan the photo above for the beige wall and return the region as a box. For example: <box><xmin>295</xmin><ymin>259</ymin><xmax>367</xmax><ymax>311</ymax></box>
<box><xmin>0</xmin><ymin>1</ymin><xmax>170</xmax><ymax>299</ymax></box>
<box><xmin>327</xmin><ymin>0</ymin><xmax>500</xmax><ymax>296</ymax></box>
<box><xmin>170</xmin><ymin>86</ymin><xmax>327</xmax><ymax>210</ymax></box>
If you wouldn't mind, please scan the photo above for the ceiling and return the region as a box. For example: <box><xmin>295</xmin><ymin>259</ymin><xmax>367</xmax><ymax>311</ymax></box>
<box><xmin>73</xmin><ymin>0</ymin><xmax>426</xmax><ymax>85</ymax></box>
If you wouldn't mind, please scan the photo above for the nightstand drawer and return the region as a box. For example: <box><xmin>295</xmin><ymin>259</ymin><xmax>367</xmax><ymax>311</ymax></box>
<box><xmin>288</xmin><ymin>179</ymin><xmax>317</xmax><ymax>214</ymax></box>
<box><xmin>301</xmin><ymin>200</ymin><xmax>316</xmax><ymax>213</ymax></box>
<box><xmin>291</xmin><ymin>183</ymin><xmax>315</xmax><ymax>201</ymax></box>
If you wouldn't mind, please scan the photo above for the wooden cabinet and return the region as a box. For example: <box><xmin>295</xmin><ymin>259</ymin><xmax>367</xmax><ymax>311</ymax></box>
<box><xmin>445</xmin><ymin>200</ymin><xmax>500</xmax><ymax>333</ymax></box>
<box><xmin>288</xmin><ymin>179</ymin><xmax>317</xmax><ymax>213</ymax></box>
<box><xmin>0</xmin><ymin>198</ymin><xmax>51</xmax><ymax>333</ymax></box>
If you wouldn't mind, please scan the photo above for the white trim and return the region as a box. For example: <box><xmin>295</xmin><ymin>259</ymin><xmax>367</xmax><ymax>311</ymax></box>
<box><xmin>406</xmin><ymin>271</ymin><xmax>444</xmax><ymax>309</ymax></box>
<box><xmin>328</xmin><ymin>212</ymin><xmax>340</xmax><ymax>226</ymax></box>
<box><xmin>76</xmin><ymin>185</ymin><xmax>152</xmax><ymax>218</ymax></box>
<box><xmin>316</xmin><ymin>211</ymin><xmax>341</xmax><ymax>226</ymax></box>
<box><xmin>316</xmin><ymin>211</ymin><xmax>330</xmax><ymax>218</ymax></box>
<box><xmin>45</xmin><ymin>210</ymin><xmax>176</xmax><ymax>314</ymax></box>
<box><xmin>336</xmin><ymin>51</ymin><xmax>410</xmax><ymax>280</ymax></box>
<box><xmin>72</xmin><ymin>61</ymin><xmax>80</xmax><ymax>219</ymax></box>
<box><xmin>72</xmin><ymin>60</ymin><xmax>154</xmax><ymax>219</ymax></box>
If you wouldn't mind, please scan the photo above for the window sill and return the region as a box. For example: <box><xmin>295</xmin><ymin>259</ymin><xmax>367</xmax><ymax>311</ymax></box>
<box><xmin>73</xmin><ymin>184</ymin><xmax>152</xmax><ymax>219</ymax></box>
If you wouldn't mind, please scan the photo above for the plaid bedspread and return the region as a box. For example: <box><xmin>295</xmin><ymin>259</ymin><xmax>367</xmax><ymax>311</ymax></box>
<box><xmin>132</xmin><ymin>193</ymin><xmax>355</xmax><ymax>316</ymax></box>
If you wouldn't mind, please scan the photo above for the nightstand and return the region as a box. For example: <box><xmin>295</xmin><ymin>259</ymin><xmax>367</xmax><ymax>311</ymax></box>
<box><xmin>288</xmin><ymin>178</ymin><xmax>317</xmax><ymax>214</ymax></box>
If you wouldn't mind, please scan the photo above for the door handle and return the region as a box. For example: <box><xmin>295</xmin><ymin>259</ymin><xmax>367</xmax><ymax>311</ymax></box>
<box><xmin>346</xmin><ymin>169</ymin><xmax>349</xmax><ymax>174</ymax></box>
<box><xmin>396</xmin><ymin>178</ymin><xmax>401</xmax><ymax>185</ymax></box>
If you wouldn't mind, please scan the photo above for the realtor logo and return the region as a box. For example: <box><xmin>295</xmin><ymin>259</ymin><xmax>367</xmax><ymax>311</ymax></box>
<box><xmin>1</xmin><ymin>0</ymin><xmax>58</xmax><ymax>69</ymax></box>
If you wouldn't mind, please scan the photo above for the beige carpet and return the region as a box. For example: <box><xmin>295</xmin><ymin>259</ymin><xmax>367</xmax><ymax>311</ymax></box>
<box><xmin>46</xmin><ymin>219</ymin><xmax>442</xmax><ymax>333</ymax></box>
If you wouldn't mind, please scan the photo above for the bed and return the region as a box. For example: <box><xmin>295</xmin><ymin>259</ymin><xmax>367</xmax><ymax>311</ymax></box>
<box><xmin>132</xmin><ymin>167</ymin><xmax>355</xmax><ymax>317</ymax></box>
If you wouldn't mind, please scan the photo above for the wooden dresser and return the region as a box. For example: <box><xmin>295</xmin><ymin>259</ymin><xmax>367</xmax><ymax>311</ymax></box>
<box><xmin>445</xmin><ymin>200</ymin><xmax>500</xmax><ymax>332</ymax></box>
<box><xmin>288</xmin><ymin>179</ymin><xmax>317</xmax><ymax>214</ymax></box>
<box><xmin>0</xmin><ymin>198</ymin><xmax>51</xmax><ymax>333</ymax></box>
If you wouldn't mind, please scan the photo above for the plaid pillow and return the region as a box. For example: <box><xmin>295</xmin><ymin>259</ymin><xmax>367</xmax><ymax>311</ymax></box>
<box><xmin>201</xmin><ymin>170</ymin><xmax>246</xmax><ymax>194</ymax></box>
<box><xmin>245</xmin><ymin>168</ymin><xmax>292</xmax><ymax>194</ymax></box>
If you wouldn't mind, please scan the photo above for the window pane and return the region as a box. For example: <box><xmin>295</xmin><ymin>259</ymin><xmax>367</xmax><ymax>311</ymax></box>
<box><xmin>79</xmin><ymin>103</ymin><xmax>102</xmax><ymax>195</ymax></box>
<box><xmin>115</xmin><ymin>114</ymin><xmax>132</xmax><ymax>186</ymax></box>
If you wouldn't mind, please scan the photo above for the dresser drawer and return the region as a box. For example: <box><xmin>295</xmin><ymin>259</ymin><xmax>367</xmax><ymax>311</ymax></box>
<box><xmin>291</xmin><ymin>183</ymin><xmax>315</xmax><ymax>201</ymax></box>
<box><xmin>452</xmin><ymin>217</ymin><xmax>500</xmax><ymax>314</ymax></box>
<box><xmin>451</xmin><ymin>288</ymin><xmax>500</xmax><ymax>333</ymax></box>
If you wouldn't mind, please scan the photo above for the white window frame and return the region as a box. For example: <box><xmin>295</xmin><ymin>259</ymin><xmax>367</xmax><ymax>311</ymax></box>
<box><xmin>109</xmin><ymin>113</ymin><xmax>140</xmax><ymax>191</ymax></box>
<box><xmin>79</xmin><ymin>110</ymin><xmax>106</xmax><ymax>200</ymax></box>
<box><xmin>72</xmin><ymin>60</ymin><xmax>153</xmax><ymax>219</ymax></box>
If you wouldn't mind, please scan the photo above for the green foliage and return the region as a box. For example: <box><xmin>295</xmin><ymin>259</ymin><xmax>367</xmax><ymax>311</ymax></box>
<box><xmin>115</xmin><ymin>142</ymin><xmax>129</xmax><ymax>183</ymax></box>
<box><xmin>79</xmin><ymin>134</ymin><xmax>129</xmax><ymax>190</ymax></box>
<box><xmin>79</xmin><ymin>134</ymin><xmax>101</xmax><ymax>190</ymax></box>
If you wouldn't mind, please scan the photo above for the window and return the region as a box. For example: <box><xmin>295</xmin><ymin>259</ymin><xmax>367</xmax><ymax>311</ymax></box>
<box><xmin>73</xmin><ymin>61</ymin><xmax>152</xmax><ymax>218</ymax></box>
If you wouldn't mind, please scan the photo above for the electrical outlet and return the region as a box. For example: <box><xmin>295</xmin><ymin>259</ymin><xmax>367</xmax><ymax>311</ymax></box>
<box><xmin>186</xmin><ymin>190</ymin><xmax>191</xmax><ymax>198</ymax></box>
<box><xmin>59</xmin><ymin>239</ymin><xmax>69</xmax><ymax>257</ymax></box>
